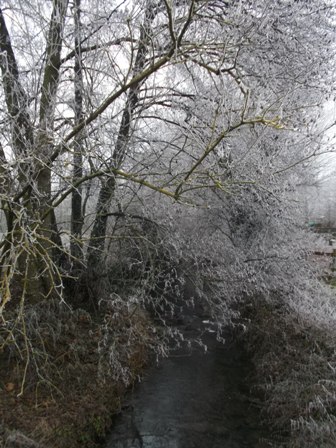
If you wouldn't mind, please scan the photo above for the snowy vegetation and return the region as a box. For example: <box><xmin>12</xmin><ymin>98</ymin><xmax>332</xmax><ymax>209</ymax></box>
<box><xmin>0</xmin><ymin>0</ymin><xmax>336</xmax><ymax>446</ymax></box>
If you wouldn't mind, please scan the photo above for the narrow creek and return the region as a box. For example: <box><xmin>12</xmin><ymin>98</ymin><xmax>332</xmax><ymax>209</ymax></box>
<box><xmin>105</xmin><ymin>319</ymin><xmax>263</xmax><ymax>448</ymax></box>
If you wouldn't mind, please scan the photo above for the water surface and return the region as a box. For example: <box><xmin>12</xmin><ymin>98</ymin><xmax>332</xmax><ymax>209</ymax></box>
<box><xmin>106</xmin><ymin>324</ymin><xmax>262</xmax><ymax>448</ymax></box>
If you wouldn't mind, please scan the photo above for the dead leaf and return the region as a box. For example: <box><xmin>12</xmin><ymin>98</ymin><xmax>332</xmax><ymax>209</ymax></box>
<box><xmin>5</xmin><ymin>382</ymin><xmax>15</xmax><ymax>392</ymax></box>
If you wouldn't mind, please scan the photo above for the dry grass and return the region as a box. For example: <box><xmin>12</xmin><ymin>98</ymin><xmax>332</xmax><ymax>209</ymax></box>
<box><xmin>0</xmin><ymin>298</ymin><xmax>151</xmax><ymax>448</ymax></box>
<box><xmin>243</xmin><ymin>298</ymin><xmax>336</xmax><ymax>447</ymax></box>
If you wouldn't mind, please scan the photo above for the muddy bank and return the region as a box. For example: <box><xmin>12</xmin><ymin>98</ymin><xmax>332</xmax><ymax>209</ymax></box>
<box><xmin>106</xmin><ymin>323</ymin><xmax>263</xmax><ymax>448</ymax></box>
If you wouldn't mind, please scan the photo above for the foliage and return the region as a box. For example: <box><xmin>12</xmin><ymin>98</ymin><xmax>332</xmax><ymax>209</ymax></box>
<box><xmin>0</xmin><ymin>2</ymin><xmax>335</xmax><ymax>445</ymax></box>
<box><xmin>0</xmin><ymin>0</ymin><xmax>333</xmax><ymax>310</ymax></box>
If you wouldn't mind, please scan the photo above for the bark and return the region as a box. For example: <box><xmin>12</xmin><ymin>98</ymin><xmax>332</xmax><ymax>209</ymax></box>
<box><xmin>87</xmin><ymin>2</ymin><xmax>156</xmax><ymax>270</ymax></box>
<box><xmin>37</xmin><ymin>0</ymin><xmax>68</xmax><ymax>253</ymax></box>
<box><xmin>0</xmin><ymin>9</ymin><xmax>41</xmax><ymax>301</ymax></box>
<box><xmin>0</xmin><ymin>8</ymin><xmax>34</xmax><ymax>175</ymax></box>
<box><xmin>0</xmin><ymin>2</ymin><xmax>68</xmax><ymax>304</ymax></box>
<box><xmin>71</xmin><ymin>0</ymin><xmax>85</xmax><ymax>262</ymax></box>
<box><xmin>38</xmin><ymin>0</ymin><xmax>68</xmax><ymax>199</ymax></box>
<box><xmin>0</xmin><ymin>142</ymin><xmax>11</xmax><ymax>228</ymax></box>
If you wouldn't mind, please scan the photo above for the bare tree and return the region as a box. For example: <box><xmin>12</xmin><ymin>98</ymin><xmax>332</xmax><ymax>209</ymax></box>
<box><xmin>0</xmin><ymin>0</ymin><xmax>334</xmax><ymax>316</ymax></box>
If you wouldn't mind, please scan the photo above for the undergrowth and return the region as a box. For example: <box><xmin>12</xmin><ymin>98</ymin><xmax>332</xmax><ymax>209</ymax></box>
<box><xmin>243</xmin><ymin>295</ymin><xmax>336</xmax><ymax>448</ymax></box>
<box><xmin>0</xmin><ymin>297</ymin><xmax>154</xmax><ymax>447</ymax></box>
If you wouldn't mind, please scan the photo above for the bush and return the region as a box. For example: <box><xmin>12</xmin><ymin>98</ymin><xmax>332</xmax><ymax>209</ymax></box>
<box><xmin>243</xmin><ymin>296</ymin><xmax>336</xmax><ymax>447</ymax></box>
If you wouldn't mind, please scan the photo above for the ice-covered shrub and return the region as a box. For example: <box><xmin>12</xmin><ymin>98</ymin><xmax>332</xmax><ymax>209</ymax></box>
<box><xmin>243</xmin><ymin>292</ymin><xmax>336</xmax><ymax>448</ymax></box>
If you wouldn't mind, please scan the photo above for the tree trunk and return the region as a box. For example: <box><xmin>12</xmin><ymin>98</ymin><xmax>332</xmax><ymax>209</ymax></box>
<box><xmin>31</xmin><ymin>0</ymin><xmax>68</xmax><ymax>295</ymax></box>
<box><xmin>0</xmin><ymin>1</ymin><xmax>68</xmax><ymax>305</ymax></box>
<box><xmin>87</xmin><ymin>3</ymin><xmax>156</xmax><ymax>277</ymax></box>
<box><xmin>71</xmin><ymin>0</ymin><xmax>85</xmax><ymax>264</ymax></box>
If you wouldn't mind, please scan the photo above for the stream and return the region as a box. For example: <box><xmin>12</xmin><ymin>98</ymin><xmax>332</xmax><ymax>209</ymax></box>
<box><xmin>105</xmin><ymin>319</ymin><xmax>263</xmax><ymax>448</ymax></box>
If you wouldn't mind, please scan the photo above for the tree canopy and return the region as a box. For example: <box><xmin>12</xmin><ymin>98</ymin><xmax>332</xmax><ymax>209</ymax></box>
<box><xmin>0</xmin><ymin>0</ymin><xmax>335</xmax><ymax>348</ymax></box>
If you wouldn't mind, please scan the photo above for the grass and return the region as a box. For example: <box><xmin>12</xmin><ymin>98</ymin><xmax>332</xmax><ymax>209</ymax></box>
<box><xmin>242</xmin><ymin>297</ymin><xmax>336</xmax><ymax>447</ymax></box>
<box><xmin>0</xmin><ymin>299</ymin><xmax>151</xmax><ymax>448</ymax></box>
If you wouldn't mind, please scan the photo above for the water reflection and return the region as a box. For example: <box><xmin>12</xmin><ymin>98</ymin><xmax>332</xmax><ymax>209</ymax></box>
<box><xmin>106</xmin><ymin>332</ymin><xmax>262</xmax><ymax>448</ymax></box>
